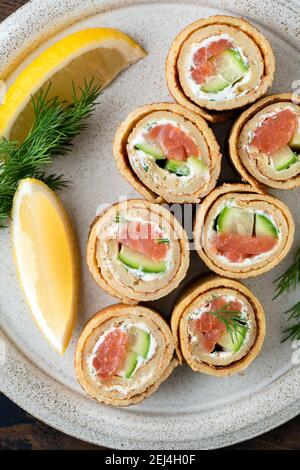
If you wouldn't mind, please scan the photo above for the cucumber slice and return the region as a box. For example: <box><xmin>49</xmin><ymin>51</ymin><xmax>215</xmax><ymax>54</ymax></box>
<box><xmin>201</xmin><ymin>75</ymin><xmax>230</xmax><ymax>93</ymax></box>
<box><xmin>165</xmin><ymin>159</ymin><xmax>190</xmax><ymax>176</ymax></box>
<box><xmin>255</xmin><ymin>214</ymin><xmax>278</xmax><ymax>238</ymax></box>
<box><xmin>214</xmin><ymin>48</ymin><xmax>248</xmax><ymax>84</ymax></box>
<box><xmin>217</xmin><ymin>324</ymin><xmax>247</xmax><ymax>353</ymax></box>
<box><xmin>117</xmin><ymin>351</ymin><xmax>138</xmax><ymax>379</ymax></box>
<box><xmin>270</xmin><ymin>145</ymin><xmax>298</xmax><ymax>171</ymax></box>
<box><xmin>118</xmin><ymin>245</ymin><xmax>167</xmax><ymax>273</ymax></box>
<box><xmin>187</xmin><ymin>156</ymin><xmax>208</xmax><ymax>175</ymax></box>
<box><xmin>130</xmin><ymin>327</ymin><xmax>151</xmax><ymax>358</ymax></box>
<box><xmin>217</xmin><ymin>207</ymin><xmax>254</xmax><ymax>235</ymax></box>
<box><xmin>134</xmin><ymin>143</ymin><xmax>165</xmax><ymax>160</ymax></box>
<box><xmin>289</xmin><ymin>127</ymin><xmax>300</xmax><ymax>151</ymax></box>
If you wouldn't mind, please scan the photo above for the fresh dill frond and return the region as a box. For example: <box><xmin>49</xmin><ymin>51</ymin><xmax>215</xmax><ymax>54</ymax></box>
<box><xmin>282</xmin><ymin>302</ymin><xmax>300</xmax><ymax>342</ymax></box>
<box><xmin>0</xmin><ymin>78</ymin><xmax>102</xmax><ymax>224</ymax></box>
<box><xmin>209</xmin><ymin>302</ymin><xmax>248</xmax><ymax>342</ymax></box>
<box><xmin>0</xmin><ymin>183</ymin><xmax>15</xmax><ymax>226</ymax></box>
<box><xmin>285</xmin><ymin>301</ymin><xmax>300</xmax><ymax>322</ymax></box>
<box><xmin>33</xmin><ymin>172</ymin><xmax>69</xmax><ymax>191</ymax></box>
<box><xmin>0</xmin><ymin>139</ymin><xmax>19</xmax><ymax>159</ymax></box>
<box><xmin>274</xmin><ymin>248</ymin><xmax>300</xmax><ymax>298</ymax></box>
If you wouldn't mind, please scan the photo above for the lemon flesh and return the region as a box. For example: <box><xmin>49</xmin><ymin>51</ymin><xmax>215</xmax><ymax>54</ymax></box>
<box><xmin>0</xmin><ymin>28</ymin><xmax>146</xmax><ymax>141</ymax></box>
<box><xmin>12</xmin><ymin>178</ymin><xmax>79</xmax><ymax>353</ymax></box>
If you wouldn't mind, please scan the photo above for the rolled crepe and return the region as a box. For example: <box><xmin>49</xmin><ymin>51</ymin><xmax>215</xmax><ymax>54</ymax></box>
<box><xmin>229</xmin><ymin>93</ymin><xmax>300</xmax><ymax>190</ymax></box>
<box><xmin>171</xmin><ymin>275</ymin><xmax>265</xmax><ymax>376</ymax></box>
<box><xmin>87</xmin><ymin>199</ymin><xmax>190</xmax><ymax>303</ymax></box>
<box><xmin>166</xmin><ymin>15</ymin><xmax>275</xmax><ymax>121</ymax></box>
<box><xmin>75</xmin><ymin>304</ymin><xmax>178</xmax><ymax>406</ymax></box>
<box><xmin>113</xmin><ymin>102</ymin><xmax>221</xmax><ymax>203</ymax></box>
<box><xmin>194</xmin><ymin>183</ymin><xmax>294</xmax><ymax>278</ymax></box>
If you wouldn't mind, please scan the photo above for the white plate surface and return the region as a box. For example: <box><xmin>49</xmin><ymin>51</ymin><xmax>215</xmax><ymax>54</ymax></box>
<box><xmin>0</xmin><ymin>0</ymin><xmax>300</xmax><ymax>450</ymax></box>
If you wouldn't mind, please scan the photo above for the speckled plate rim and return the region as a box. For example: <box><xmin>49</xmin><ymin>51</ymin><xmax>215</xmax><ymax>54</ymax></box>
<box><xmin>0</xmin><ymin>0</ymin><xmax>299</xmax><ymax>450</ymax></box>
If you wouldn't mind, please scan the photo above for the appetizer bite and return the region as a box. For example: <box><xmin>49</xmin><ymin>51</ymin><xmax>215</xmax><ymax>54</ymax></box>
<box><xmin>166</xmin><ymin>15</ymin><xmax>275</xmax><ymax>121</ymax></box>
<box><xmin>194</xmin><ymin>184</ymin><xmax>294</xmax><ymax>278</ymax></box>
<box><xmin>114</xmin><ymin>103</ymin><xmax>221</xmax><ymax>203</ymax></box>
<box><xmin>229</xmin><ymin>93</ymin><xmax>300</xmax><ymax>190</ymax></box>
<box><xmin>171</xmin><ymin>276</ymin><xmax>265</xmax><ymax>376</ymax></box>
<box><xmin>87</xmin><ymin>199</ymin><xmax>189</xmax><ymax>303</ymax></box>
<box><xmin>75</xmin><ymin>304</ymin><xmax>177</xmax><ymax>406</ymax></box>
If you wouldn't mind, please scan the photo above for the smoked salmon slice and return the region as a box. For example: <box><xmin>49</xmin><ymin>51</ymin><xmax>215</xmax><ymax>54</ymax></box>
<box><xmin>146</xmin><ymin>123</ymin><xmax>199</xmax><ymax>161</ymax></box>
<box><xmin>207</xmin><ymin>297</ymin><xmax>242</xmax><ymax>317</ymax></box>
<box><xmin>193</xmin><ymin>296</ymin><xmax>242</xmax><ymax>353</ymax></box>
<box><xmin>251</xmin><ymin>109</ymin><xmax>298</xmax><ymax>155</ymax></box>
<box><xmin>191</xmin><ymin>38</ymin><xmax>232</xmax><ymax>85</ymax></box>
<box><xmin>195</xmin><ymin>329</ymin><xmax>222</xmax><ymax>354</ymax></box>
<box><xmin>119</xmin><ymin>221</ymin><xmax>168</xmax><ymax>261</ymax></box>
<box><xmin>211</xmin><ymin>233</ymin><xmax>277</xmax><ymax>262</ymax></box>
<box><xmin>92</xmin><ymin>329</ymin><xmax>128</xmax><ymax>381</ymax></box>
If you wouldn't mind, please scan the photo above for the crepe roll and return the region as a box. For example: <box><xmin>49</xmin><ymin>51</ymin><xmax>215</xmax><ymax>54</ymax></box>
<box><xmin>229</xmin><ymin>93</ymin><xmax>300</xmax><ymax>190</ymax></box>
<box><xmin>113</xmin><ymin>103</ymin><xmax>221</xmax><ymax>203</ymax></box>
<box><xmin>87</xmin><ymin>199</ymin><xmax>189</xmax><ymax>303</ymax></box>
<box><xmin>166</xmin><ymin>15</ymin><xmax>275</xmax><ymax>121</ymax></box>
<box><xmin>171</xmin><ymin>275</ymin><xmax>265</xmax><ymax>376</ymax></box>
<box><xmin>75</xmin><ymin>304</ymin><xmax>177</xmax><ymax>406</ymax></box>
<box><xmin>194</xmin><ymin>183</ymin><xmax>294</xmax><ymax>278</ymax></box>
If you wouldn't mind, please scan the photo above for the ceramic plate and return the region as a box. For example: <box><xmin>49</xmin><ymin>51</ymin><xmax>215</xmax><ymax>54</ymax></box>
<box><xmin>0</xmin><ymin>0</ymin><xmax>300</xmax><ymax>450</ymax></box>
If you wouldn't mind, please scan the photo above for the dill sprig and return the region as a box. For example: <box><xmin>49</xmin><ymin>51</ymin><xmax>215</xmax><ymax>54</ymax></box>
<box><xmin>0</xmin><ymin>78</ymin><xmax>102</xmax><ymax>225</ymax></box>
<box><xmin>283</xmin><ymin>324</ymin><xmax>300</xmax><ymax>342</ymax></box>
<box><xmin>209</xmin><ymin>302</ymin><xmax>248</xmax><ymax>342</ymax></box>
<box><xmin>282</xmin><ymin>302</ymin><xmax>300</xmax><ymax>342</ymax></box>
<box><xmin>274</xmin><ymin>248</ymin><xmax>300</xmax><ymax>298</ymax></box>
<box><xmin>285</xmin><ymin>301</ymin><xmax>300</xmax><ymax>322</ymax></box>
<box><xmin>275</xmin><ymin>247</ymin><xmax>300</xmax><ymax>342</ymax></box>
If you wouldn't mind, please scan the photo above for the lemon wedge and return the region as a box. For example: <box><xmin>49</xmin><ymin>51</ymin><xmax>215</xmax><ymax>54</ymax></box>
<box><xmin>0</xmin><ymin>28</ymin><xmax>146</xmax><ymax>141</ymax></box>
<box><xmin>11</xmin><ymin>178</ymin><xmax>79</xmax><ymax>353</ymax></box>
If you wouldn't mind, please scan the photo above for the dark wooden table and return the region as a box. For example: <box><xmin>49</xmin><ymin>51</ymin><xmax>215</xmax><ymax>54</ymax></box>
<box><xmin>0</xmin><ymin>0</ymin><xmax>299</xmax><ymax>451</ymax></box>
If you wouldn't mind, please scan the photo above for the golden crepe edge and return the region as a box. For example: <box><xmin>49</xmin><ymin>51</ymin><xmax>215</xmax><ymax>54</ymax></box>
<box><xmin>113</xmin><ymin>102</ymin><xmax>221</xmax><ymax>203</ymax></box>
<box><xmin>193</xmin><ymin>183</ymin><xmax>295</xmax><ymax>278</ymax></box>
<box><xmin>171</xmin><ymin>275</ymin><xmax>266</xmax><ymax>376</ymax></box>
<box><xmin>166</xmin><ymin>15</ymin><xmax>275</xmax><ymax>120</ymax></box>
<box><xmin>229</xmin><ymin>93</ymin><xmax>300</xmax><ymax>190</ymax></box>
<box><xmin>87</xmin><ymin>198</ymin><xmax>190</xmax><ymax>303</ymax></box>
<box><xmin>75</xmin><ymin>304</ymin><xmax>179</xmax><ymax>407</ymax></box>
